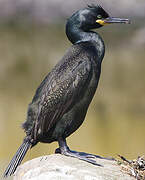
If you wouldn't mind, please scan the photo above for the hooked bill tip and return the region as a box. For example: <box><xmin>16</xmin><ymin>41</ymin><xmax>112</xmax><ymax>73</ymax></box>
<box><xmin>118</xmin><ymin>18</ymin><xmax>131</xmax><ymax>24</ymax></box>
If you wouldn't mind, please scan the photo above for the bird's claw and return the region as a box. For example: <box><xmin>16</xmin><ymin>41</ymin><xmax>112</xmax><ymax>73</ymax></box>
<box><xmin>55</xmin><ymin>147</ymin><xmax>102</xmax><ymax>166</ymax></box>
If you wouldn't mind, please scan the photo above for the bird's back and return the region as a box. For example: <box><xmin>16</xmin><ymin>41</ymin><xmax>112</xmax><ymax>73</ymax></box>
<box><xmin>23</xmin><ymin>41</ymin><xmax>101</xmax><ymax>142</ymax></box>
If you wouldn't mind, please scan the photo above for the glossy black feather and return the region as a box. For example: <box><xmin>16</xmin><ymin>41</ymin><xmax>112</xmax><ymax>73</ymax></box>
<box><xmin>23</xmin><ymin>41</ymin><xmax>102</xmax><ymax>143</ymax></box>
<box><xmin>4</xmin><ymin>138</ymin><xmax>31</xmax><ymax>177</ymax></box>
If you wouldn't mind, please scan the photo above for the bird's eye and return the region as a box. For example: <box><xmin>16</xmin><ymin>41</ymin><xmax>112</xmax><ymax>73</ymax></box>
<box><xmin>97</xmin><ymin>15</ymin><xmax>102</xmax><ymax>19</ymax></box>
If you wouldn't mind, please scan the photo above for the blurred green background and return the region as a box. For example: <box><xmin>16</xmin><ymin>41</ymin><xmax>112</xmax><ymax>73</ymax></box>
<box><xmin>0</xmin><ymin>0</ymin><xmax>145</xmax><ymax>179</ymax></box>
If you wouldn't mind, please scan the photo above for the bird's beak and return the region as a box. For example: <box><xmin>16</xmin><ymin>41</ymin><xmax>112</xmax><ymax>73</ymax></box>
<box><xmin>96</xmin><ymin>17</ymin><xmax>131</xmax><ymax>25</ymax></box>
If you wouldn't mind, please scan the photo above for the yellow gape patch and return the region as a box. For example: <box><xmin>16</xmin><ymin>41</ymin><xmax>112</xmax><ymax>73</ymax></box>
<box><xmin>96</xmin><ymin>19</ymin><xmax>108</xmax><ymax>25</ymax></box>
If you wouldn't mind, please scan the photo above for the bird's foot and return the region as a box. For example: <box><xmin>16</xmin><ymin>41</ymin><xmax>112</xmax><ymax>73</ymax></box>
<box><xmin>55</xmin><ymin>147</ymin><xmax>102</xmax><ymax>166</ymax></box>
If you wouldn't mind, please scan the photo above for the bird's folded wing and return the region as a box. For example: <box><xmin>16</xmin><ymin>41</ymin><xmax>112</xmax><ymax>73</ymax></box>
<box><xmin>33</xmin><ymin>59</ymin><xmax>92</xmax><ymax>138</ymax></box>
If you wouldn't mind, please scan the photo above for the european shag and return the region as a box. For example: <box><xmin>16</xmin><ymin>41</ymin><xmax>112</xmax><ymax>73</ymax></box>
<box><xmin>4</xmin><ymin>5</ymin><xmax>130</xmax><ymax>177</ymax></box>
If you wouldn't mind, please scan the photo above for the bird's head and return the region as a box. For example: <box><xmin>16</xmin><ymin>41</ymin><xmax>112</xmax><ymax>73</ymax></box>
<box><xmin>66</xmin><ymin>5</ymin><xmax>130</xmax><ymax>44</ymax></box>
<box><xmin>67</xmin><ymin>4</ymin><xmax>130</xmax><ymax>31</ymax></box>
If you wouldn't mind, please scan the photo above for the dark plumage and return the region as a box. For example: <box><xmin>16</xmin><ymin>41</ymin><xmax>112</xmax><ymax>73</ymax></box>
<box><xmin>4</xmin><ymin>5</ymin><xmax>130</xmax><ymax>177</ymax></box>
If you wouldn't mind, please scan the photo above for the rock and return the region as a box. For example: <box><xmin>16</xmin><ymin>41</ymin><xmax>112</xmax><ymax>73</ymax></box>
<box><xmin>13</xmin><ymin>154</ymin><xmax>134</xmax><ymax>180</ymax></box>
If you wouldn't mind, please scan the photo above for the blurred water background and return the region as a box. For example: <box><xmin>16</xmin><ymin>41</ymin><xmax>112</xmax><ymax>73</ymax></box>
<box><xmin>0</xmin><ymin>0</ymin><xmax>145</xmax><ymax>179</ymax></box>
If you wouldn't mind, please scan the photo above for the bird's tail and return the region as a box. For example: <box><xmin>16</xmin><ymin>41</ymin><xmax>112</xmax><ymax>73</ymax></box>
<box><xmin>4</xmin><ymin>137</ymin><xmax>32</xmax><ymax>178</ymax></box>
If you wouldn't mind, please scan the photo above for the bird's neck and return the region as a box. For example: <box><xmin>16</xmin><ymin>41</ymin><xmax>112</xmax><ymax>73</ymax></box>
<box><xmin>66</xmin><ymin>27</ymin><xmax>105</xmax><ymax>61</ymax></box>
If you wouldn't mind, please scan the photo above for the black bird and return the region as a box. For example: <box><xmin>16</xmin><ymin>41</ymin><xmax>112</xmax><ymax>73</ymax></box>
<box><xmin>4</xmin><ymin>5</ymin><xmax>130</xmax><ymax>177</ymax></box>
